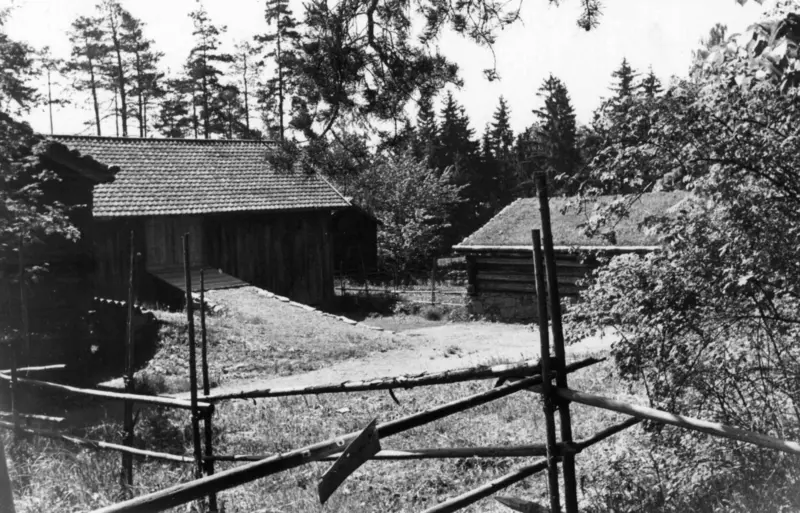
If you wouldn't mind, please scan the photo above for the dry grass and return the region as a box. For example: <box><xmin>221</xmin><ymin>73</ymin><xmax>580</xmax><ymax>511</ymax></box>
<box><xmin>135</xmin><ymin>287</ymin><xmax>403</xmax><ymax>392</ymax></box>
<box><xmin>3</xmin><ymin>358</ymin><xmax>643</xmax><ymax>513</ymax></box>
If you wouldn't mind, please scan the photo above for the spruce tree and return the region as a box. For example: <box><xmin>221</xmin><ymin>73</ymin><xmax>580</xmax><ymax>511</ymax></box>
<box><xmin>610</xmin><ymin>57</ymin><xmax>638</xmax><ymax>99</ymax></box>
<box><xmin>532</xmin><ymin>75</ymin><xmax>579</xmax><ymax>195</ymax></box>
<box><xmin>640</xmin><ymin>68</ymin><xmax>663</xmax><ymax>97</ymax></box>
<box><xmin>486</xmin><ymin>96</ymin><xmax>516</xmax><ymax>210</ymax></box>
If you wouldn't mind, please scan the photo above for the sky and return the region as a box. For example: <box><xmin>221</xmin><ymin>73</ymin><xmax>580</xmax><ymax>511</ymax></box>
<box><xmin>2</xmin><ymin>0</ymin><xmax>773</xmax><ymax>137</ymax></box>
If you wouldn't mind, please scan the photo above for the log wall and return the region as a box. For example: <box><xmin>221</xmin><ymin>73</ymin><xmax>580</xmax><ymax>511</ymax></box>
<box><xmin>463</xmin><ymin>250</ymin><xmax>599</xmax><ymax>324</ymax></box>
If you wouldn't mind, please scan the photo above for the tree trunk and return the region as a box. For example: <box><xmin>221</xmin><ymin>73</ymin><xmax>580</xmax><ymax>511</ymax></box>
<box><xmin>276</xmin><ymin>29</ymin><xmax>284</xmax><ymax>141</ymax></box>
<box><xmin>135</xmin><ymin>52</ymin><xmax>144</xmax><ymax>137</ymax></box>
<box><xmin>87</xmin><ymin>51</ymin><xmax>102</xmax><ymax>136</ymax></box>
<box><xmin>243</xmin><ymin>53</ymin><xmax>250</xmax><ymax>136</ymax></box>
<box><xmin>108</xmin><ymin>12</ymin><xmax>128</xmax><ymax>137</ymax></box>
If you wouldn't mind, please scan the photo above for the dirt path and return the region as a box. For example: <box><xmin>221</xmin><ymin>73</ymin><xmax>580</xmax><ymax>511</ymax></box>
<box><xmin>187</xmin><ymin>322</ymin><xmax>618</xmax><ymax>398</ymax></box>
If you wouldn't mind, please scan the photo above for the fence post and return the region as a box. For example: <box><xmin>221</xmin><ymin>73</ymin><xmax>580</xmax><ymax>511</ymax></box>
<box><xmin>361</xmin><ymin>254</ymin><xmax>369</xmax><ymax>298</ymax></box>
<box><xmin>536</xmin><ymin>172</ymin><xmax>578</xmax><ymax>513</ymax></box>
<box><xmin>183</xmin><ymin>234</ymin><xmax>204</xmax><ymax>486</ymax></box>
<box><xmin>430</xmin><ymin>257</ymin><xmax>437</xmax><ymax>305</ymax></box>
<box><xmin>0</xmin><ymin>436</ymin><xmax>16</xmax><ymax>513</ymax></box>
<box><xmin>532</xmin><ymin>230</ymin><xmax>561</xmax><ymax>513</ymax></box>
<box><xmin>200</xmin><ymin>270</ymin><xmax>218</xmax><ymax>512</ymax></box>
<box><xmin>9</xmin><ymin>345</ymin><xmax>19</xmax><ymax>439</ymax></box>
<box><xmin>121</xmin><ymin>230</ymin><xmax>136</xmax><ymax>494</ymax></box>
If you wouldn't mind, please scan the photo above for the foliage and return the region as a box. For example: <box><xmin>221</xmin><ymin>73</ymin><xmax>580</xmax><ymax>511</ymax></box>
<box><xmin>567</xmin><ymin>6</ymin><xmax>800</xmax><ymax>511</ymax></box>
<box><xmin>352</xmin><ymin>152</ymin><xmax>462</xmax><ymax>279</ymax></box>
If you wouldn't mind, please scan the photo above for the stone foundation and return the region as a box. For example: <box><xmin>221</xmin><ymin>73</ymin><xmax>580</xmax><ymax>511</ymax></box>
<box><xmin>466</xmin><ymin>292</ymin><xmax>538</xmax><ymax>324</ymax></box>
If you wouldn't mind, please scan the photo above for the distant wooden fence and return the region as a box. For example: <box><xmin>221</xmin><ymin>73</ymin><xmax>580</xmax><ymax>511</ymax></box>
<box><xmin>5</xmin><ymin>179</ymin><xmax>800</xmax><ymax>513</ymax></box>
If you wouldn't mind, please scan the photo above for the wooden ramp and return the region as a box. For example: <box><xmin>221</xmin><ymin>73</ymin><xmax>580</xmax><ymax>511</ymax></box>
<box><xmin>148</xmin><ymin>267</ymin><xmax>249</xmax><ymax>293</ymax></box>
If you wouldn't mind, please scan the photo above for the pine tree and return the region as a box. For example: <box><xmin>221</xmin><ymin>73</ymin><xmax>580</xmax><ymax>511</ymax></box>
<box><xmin>232</xmin><ymin>41</ymin><xmax>262</xmax><ymax>138</ymax></box>
<box><xmin>154</xmin><ymin>76</ymin><xmax>193</xmax><ymax>138</ymax></box>
<box><xmin>99</xmin><ymin>0</ymin><xmax>131</xmax><ymax>136</ymax></box>
<box><xmin>38</xmin><ymin>46</ymin><xmax>67</xmax><ymax>135</ymax></box>
<box><xmin>187</xmin><ymin>3</ymin><xmax>233</xmax><ymax>139</ymax></box>
<box><xmin>65</xmin><ymin>16</ymin><xmax>108</xmax><ymax>136</ymax></box>
<box><xmin>254</xmin><ymin>0</ymin><xmax>301</xmax><ymax>140</ymax></box>
<box><xmin>119</xmin><ymin>11</ymin><xmax>163</xmax><ymax>137</ymax></box>
<box><xmin>532</xmin><ymin>74</ymin><xmax>579</xmax><ymax>195</ymax></box>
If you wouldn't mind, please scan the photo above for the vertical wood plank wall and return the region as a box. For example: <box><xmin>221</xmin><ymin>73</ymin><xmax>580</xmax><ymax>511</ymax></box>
<box><xmin>94</xmin><ymin>210</ymin><xmax>335</xmax><ymax>306</ymax></box>
<box><xmin>204</xmin><ymin>210</ymin><xmax>334</xmax><ymax>306</ymax></box>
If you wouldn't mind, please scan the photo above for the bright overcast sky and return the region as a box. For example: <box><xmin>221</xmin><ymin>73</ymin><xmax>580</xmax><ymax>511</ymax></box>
<box><xmin>3</xmin><ymin>0</ymin><xmax>773</xmax><ymax>137</ymax></box>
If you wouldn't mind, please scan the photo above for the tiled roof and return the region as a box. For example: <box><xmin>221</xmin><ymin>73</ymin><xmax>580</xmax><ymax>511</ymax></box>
<box><xmin>456</xmin><ymin>191</ymin><xmax>689</xmax><ymax>249</ymax></box>
<box><xmin>49</xmin><ymin>136</ymin><xmax>350</xmax><ymax>217</ymax></box>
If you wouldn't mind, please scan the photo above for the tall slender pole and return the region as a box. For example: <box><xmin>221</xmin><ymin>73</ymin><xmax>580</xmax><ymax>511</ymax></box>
<box><xmin>532</xmin><ymin>230</ymin><xmax>561</xmax><ymax>513</ymax></box>
<box><xmin>121</xmin><ymin>231</ymin><xmax>136</xmax><ymax>493</ymax></box>
<box><xmin>0</xmin><ymin>437</ymin><xmax>16</xmax><ymax>513</ymax></box>
<box><xmin>199</xmin><ymin>270</ymin><xmax>218</xmax><ymax>512</ymax></box>
<box><xmin>183</xmin><ymin>234</ymin><xmax>204</xmax><ymax>482</ymax></box>
<box><xmin>18</xmin><ymin>235</ymin><xmax>29</xmax><ymax>365</ymax></box>
<box><xmin>536</xmin><ymin>173</ymin><xmax>578</xmax><ymax>513</ymax></box>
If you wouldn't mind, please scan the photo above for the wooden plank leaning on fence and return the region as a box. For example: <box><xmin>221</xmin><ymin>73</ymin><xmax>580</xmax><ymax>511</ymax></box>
<box><xmin>0</xmin><ymin>420</ymin><xmax>193</xmax><ymax>463</ymax></box>
<box><xmin>204</xmin><ymin>357</ymin><xmax>602</xmax><ymax>402</ymax></box>
<box><xmin>89</xmin><ymin>361</ymin><xmax>599</xmax><ymax>513</ymax></box>
<box><xmin>0</xmin><ymin>373</ymin><xmax>212</xmax><ymax>412</ymax></box>
<box><xmin>0</xmin><ymin>435</ymin><xmax>15</xmax><ymax>513</ymax></box>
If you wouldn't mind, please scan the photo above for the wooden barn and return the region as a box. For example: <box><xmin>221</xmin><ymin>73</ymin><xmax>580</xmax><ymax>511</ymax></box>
<box><xmin>0</xmin><ymin>139</ymin><xmax>115</xmax><ymax>363</ymax></box>
<box><xmin>453</xmin><ymin>192</ymin><xmax>688</xmax><ymax>323</ymax></box>
<box><xmin>50</xmin><ymin>136</ymin><xmax>351</xmax><ymax>307</ymax></box>
<box><xmin>332</xmin><ymin>198</ymin><xmax>381</xmax><ymax>275</ymax></box>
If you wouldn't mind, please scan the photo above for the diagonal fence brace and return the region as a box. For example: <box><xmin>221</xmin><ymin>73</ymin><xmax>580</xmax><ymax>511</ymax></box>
<box><xmin>318</xmin><ymin>418</ymin><xmax>381</xmax><ymax>505</ymax></box>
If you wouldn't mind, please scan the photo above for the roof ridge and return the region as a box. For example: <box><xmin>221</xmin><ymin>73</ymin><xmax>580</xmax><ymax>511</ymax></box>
<box><xmin>48</xmin><ymin>135</ymin><xmax>278</xmax><ymax>145</ymax></box>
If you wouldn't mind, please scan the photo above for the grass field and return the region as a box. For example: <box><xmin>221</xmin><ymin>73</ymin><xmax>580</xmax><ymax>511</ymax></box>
<box><xmin>3</xmin><ymin>358</ymin><xmax>641</xmax><ymax>513</ymax></box>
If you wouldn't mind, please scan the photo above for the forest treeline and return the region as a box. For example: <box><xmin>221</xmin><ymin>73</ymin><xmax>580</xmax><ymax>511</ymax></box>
<box><xmin>23</xmin><ymin>0</ymin><xmax>673</xmax><ymax>262</ymax></box>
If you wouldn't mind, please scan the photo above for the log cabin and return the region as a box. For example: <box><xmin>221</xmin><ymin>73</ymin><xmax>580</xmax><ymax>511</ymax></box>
<box><xmin>49</xmin><ymin>136</ymin><xmax>351</xmax><ymax>307</ymax></box>
<box><xmin>453</xmin><ymin>192</ymin><xmax>689</xmax><ymax>323</ymax></box>
<box><xmin>332</xmin><ymin>197</ymin><xmax>382</xmax><ymax>275</ymax></box>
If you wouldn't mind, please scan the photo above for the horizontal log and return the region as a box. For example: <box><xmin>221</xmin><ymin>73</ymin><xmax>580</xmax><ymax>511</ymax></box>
<box><xmin>91</xmin><ymin>367</ymin><xmax>600</xmax><ymax>513</ymax></box>
<box><xmin>0</xmin><ymin>373</ymin><xmax>211</xmax><ymax>412</ymax></box>
<box><xmin>475</xmin><ymin>256</ymin><xmax>589</xmax><ymax>267</ymax></box>
<box><xmin>556</xmin><ymin>388</ymin><xmax>800</xmax><ymax>456</ymax></box>
<box><xmin>477</xmin><ymin>272</ymin><xmax>587</xmax><ymax>285</ymax></box>
<box><xmin>421</xmin><ymin>418</ymin><xmax>641</xmax><ymax>513</ymax></box>
<box><xmin>478</xmin><ymin>283</ymin><xmax>583</xmax><ymax>295</ymax></box>
<box><xmin>456</xmin><ymin>244</ymin><xmax>660</xmax><ymax>253</ymax></box>
<box><xmin>421</xmin><ymin>459</ymin><xmax>550</xmax><ymax>513</ymax></box>
<box><xmin>209</xmin><ymin>445</ymin><xmax>551</xmax><ymax>462</ymax></box>
<box><xmin>0</xmin><ymin>421</ymin><xmax>193</xmax><ymax>463</ymax></box>
<box><xmin>0</xmin><ymin>411</ymin><xmax>64</xmax><ymax>423</ymax></box>
<box><xmin>205</xmin><ymin>358</ymin><xmax>604</xmax><ymax>401</ymax></box>
<box><xmin>0</xmin><ymin>364</ymin><xmax>66</xmax><ymax>374</ymax></box>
